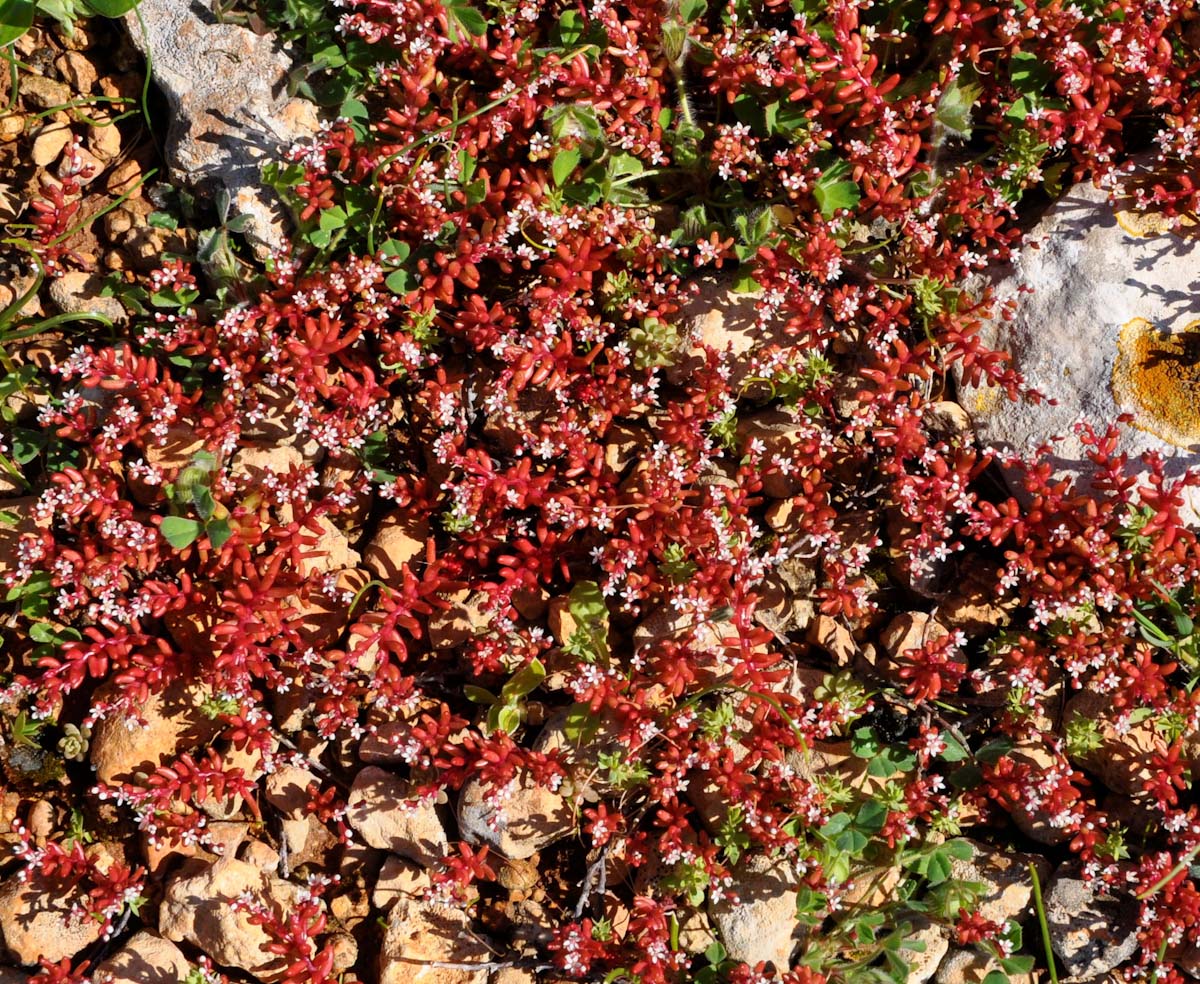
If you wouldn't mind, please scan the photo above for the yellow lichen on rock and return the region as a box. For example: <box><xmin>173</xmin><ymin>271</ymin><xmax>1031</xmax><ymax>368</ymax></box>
<box><xmin>1112</xmin><ymin>318</ymin><xmax>1200</xmax><ymax>448</ymax></box>
<box><xmin>1115</xmin><ymin>208</ymin><xmax>1198</xmax><ymax>239</ymax></box>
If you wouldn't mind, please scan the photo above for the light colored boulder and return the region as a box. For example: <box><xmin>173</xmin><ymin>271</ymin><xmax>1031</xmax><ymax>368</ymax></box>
<box><xmin>48</xmin><ymin>271</ymin><xmax>128</xmax><ymax>324</ymax></box>
<box><xmin>265</xmin><ymin>764</ymin><xmax>322</xmax><ymax>818</ymax></box>
<box><xmin>298</xmin><ymin>514</ymin><xmax>361</xmax><ymax>577</ymax></box>
<box><xmin>230</xmin><ymin>443</ymin><xmax>303</xmax><ymax>483</ymax></box>
<box><xmin>159</xmin><ymin>856</ymin><xmax>308</xmax><ymax>981</ymax></box>
<box><xmin>90</xmin><ymin>677</ymin><xmax>218</xmax><ymax>786</ymax></box>
<box><xmin>948</xmin><ymin>839</ymin><xmax>1051</xmax><ymax>926</ymax></box>
<box><xmin>347</xmin><ymin>766</ymin><xmax>448</xmax><ymax>867</ymax></box>
<box><xmin>735</xmin><ymin>408</ymin><xmax>820</xmax><ymax>498</ymax></box>
<box><xmin>1003</xmin><ymin>742</ymin><xmax>1078</xmax><ymax>845</ymax></box>
<box><xmin>1063</xmin><ymin>690</ymin><xmax>1165</xmax><ymax>796</ymax></box>
<box><xmin>363</xmin><ymin>508</ymin><xmax>430</xmax><ymax>583</ymax></box>
<box><xmin>903</xmin><ymin>920</ymin><xmax>951</xmax><ymax>984</ymax></box>
<box><xmin>959</xmin><ymin>160</ymin><xmax>1200</xmax><ymax>525</ymax></box>
<box><xmin>92</xmin><ymin>931</ymin><xmax>192</xmax><ymax>984</ymax></box>
<box><xmin>708</xmin><ymin>854</ymin><xmax>807</xmax><ymax>972</ymax></box>
<box><xmin>379</xmin><ymin>899</ymin><xmax>490</xmax><ymax>984</ymax></box>
<box><xmin>0</xmin><ymin>870</ymin><xmax>102</xmax><ymax>966</ymax></box>
<box><xmin>457</xmin><ymin>768</ymin><xmax>574</xmax><ymax>861</ymax></box>
<box><xmin>666</xmin><ymin>274</ymin><xmax>797</xmax><ymax>388</ymax></box>
<box><xmin>936</xmin><ymin>948</ymin><xmax>1035</xmax><ymax>984</ymax></box>
<box><xmin>0</xmin><ymin>497</ymin><xmax>48</xmax><ymax>580</ymax></box>
<box><xmin>373</xmin><ymin>854</ymin><xmax>432</xmax><ymax>912</ymax></box>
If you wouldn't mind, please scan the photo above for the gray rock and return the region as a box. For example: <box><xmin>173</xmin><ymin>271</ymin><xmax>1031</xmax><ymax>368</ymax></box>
<box><xmin>123</xmin><ymin>0</ymin><xmax>321</xmax><ymax>257</ymax></box>
<box><xmin>959</xmin><ymin>159</ymin><xmax>1200</xmax><ymax>524</ymax></box>
<box><xmin>1045</xmin><ymin>864</ymin><xmax>1139</xmax><ymax>979</ymax></box>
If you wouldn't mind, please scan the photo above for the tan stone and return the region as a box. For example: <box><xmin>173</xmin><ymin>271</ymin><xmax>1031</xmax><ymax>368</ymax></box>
<box><xmin>230</xmin><ymin>442</ymin><xmax>303</xmax><ymax>483</ymax></box>
<box><xmin>105</xmin><ymin>158</ymin><xmax>142</xmax><ymax>195</ymax></box>
<box><xmin>665</xmin><ymin>274</ymin><xmax>800</xmax><ymax>389</ymax></box>
<box><xmin>292</xmin><ymin>568</ymin><xmax>367</xmax><ymax>652</ymax></box>
<box><xmin>935</xmin><ymin>558</ymin><xmax>1014</xmax><ymax>637</ymax></box>
<box><xmin>373</xmin><ymin>854</ymin><xmax>432</xmax><ymax>912</ymax></box>
<box><xmin>299</xmin><ymin>514</ymin><xmax>361</xmax><ymax>578</ymax></box>
<box><xmin>546</xmin><ymin>595</ymin><xmax>579</xmax><ymax>647</ymax></box>
<box><xmin>948</xmin><ymin>839</ymin><xmax>1051</xmax><ymax>925</ymax></box>
<box><xmin>31</xmin><ymin>118</ymin><xmax>72</xmax><ymax>167</ymax></box>
<box><xmin>347</xmin><ymin>766</ymin><xmax>449</xmax><ymax>867</ymax></box>
<box><xmin>26</xmin><ymin>800</ymin><xmax>54</xmax><ymax>845</ymax></box>
<box><xmin>603</xmin><ymin>421</ymin><xmax>650</xmax><ymax>474</ymax></box>
<box><xmin>329</xmin><ymin>931</ymin><xmax>358</xmax><ymax>970</ymax></box>
<box><xmin>0</xmin><ymin>115</ymin><xmax>23</xmax><ymax>141</ymax></box>
<box><xmin>128</xmin><ymin>425</ymin><xmax>206</xmax><ymax>504</ymax></box>
<box><xmin>0</xmin><ymin>498</ymin><xmax>46</xmax><ymax>579</ymax></box>
<box><xmin>364</xmin><ymin>508</ymin><xmax>429</xmax><ymax>583</ymax></box>
<box><xmin>923</xmin><ymin>401</ymin><xmax>974</xmax><ymax>442</ymax></box>
<box><xmin>20</xmin><ymin>74</ymin><xmax>71</xmax><ymax>110</ymax></box>
<box><xmin>242</xmin><ymin>840</ymin><xmax>281</xmax><ymax>872</ymax></box>
<box><xmin>265</xmin><ymin>764</ymin><xmax>322</xmax><ymax>818</ymax></box>
<box><xmin>936</xmin><ymin>948</ymin><xmax>1035</xmax><ymax>984</ymax></box>
<box><xmin>457</xmin><ymin>768</ymin><xmax>574</xmax><ymax>861</ymax></box>
<box><xmin>0</xmin><ymin>869</ymin><xmax>102</xmax><ymax>965</ymax></box>
<box><xmin>841</xmin><ymin>864</ymin><xmax>904</xmax><ymax>908</ymax></box>
<box><xmin>379</xmin><ymin>899</ymin><xmax>490</xmax><ymax>984</ymax></box>
<box><xmin>56</xmin><ymin>50</ymin><xmax>98</xmax><ymax>91</ymax></box>
<box><xmin>197</xmin><ymin>740</ymin><xmax>274</xmax><ymax>821</ymax></box>
<box><xmin>735</xmin><ymin>408</ymin><xmax>815</xmax><ymax>498</ymax></box>
<box><xmin>806</xmin><ymin>614</ymin><xmax>856</xmax><ymax>666</ymax></box>
<box><xmin>708</xmin><ymin>854</ymin><xmax>807</xmax><ymax>972</ymax></box>
<box><xmin>491</xmin><ymin>970</ymin><xmax>538</xmax><ymax>984</ymax></box>
<box><xmin>878</xmin><ymin>611</ymin><xmax>955</xmax><ymax>687</ymax></box>
<box><xmin>93</xmin><ymin>931</ymin><xmax>192</xmax><ymax>984</ymax></box>
<box><xmin>61</xmin><ymin>146</ymin><xmax>104</xmax><ymax>186</ymax></box>
<box><xmin>47</xmin><ymin>271</ymin><xmax>127</xmax><ymax>324</ymax></box>
<box><xmin>1006</xmin><ymin>742</ymin><xmax>1076</xmax><ymax>845</ymax></box>
<box><xmin>159</xmin><ymin>857</ymin><xmax>309</xmax><ymax>981</ymax></box>
<box><xmin>429</xmin><ymin>590</ymin><xmax>491</xmax><ymax>650</ymax></box>
<box><xmin>904</xmin><ymin>920</ymin><xmax>951</xmax><ymax>984</ymax></box>
<box><xmin>90</xmin><ymin>677</ymin><xmax>219</xmax><ymax>786</ymax></box>
<box><xmin>88</xmin><ymin>115</ymin><xmax>123</xmax><ymax>160</ymax></box>
<box><xmin>1063</xmin><ymin>690</ymin><xmax>1164</xmax><ymax>796</ymax></box>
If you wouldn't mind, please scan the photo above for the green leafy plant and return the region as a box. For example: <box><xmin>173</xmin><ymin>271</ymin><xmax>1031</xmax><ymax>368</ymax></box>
<box><xmin>464</xmin><ymin>658</ymin><xmax>546</xmax><ymax>735</ymax></box>
<box><xmin>0</xmin><ymin>0</ymin><xmax>143</xmax><ymax>46</ymax></box>
<box><xmin>1132</xmin><ymin>581</ymin><xmax>1200</xmax><ymax>674</ymax></box>
<box><xmin>8</xmin><ymin>710</ymin><xmax>44</xmax><ymax>748</ymax></box>
<box><xmin>160</xmin><ymin>450</ymin><xmax>233</xmax><ymax>550</ymax></box>
<box><xmin>563</xmin><ymin>580</ymin><xmax>611</xmax><ymax>663</ymax></box>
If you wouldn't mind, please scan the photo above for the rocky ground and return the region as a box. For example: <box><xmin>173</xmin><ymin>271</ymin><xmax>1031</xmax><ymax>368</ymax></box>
<box><xmin>0</xmin><ymin>4</ymin><xmax>1198</xmax><ymax>984</ymax></box>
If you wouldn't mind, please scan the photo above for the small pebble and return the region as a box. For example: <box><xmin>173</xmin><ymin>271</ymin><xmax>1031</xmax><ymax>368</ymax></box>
<box><xmin>30</xmin><ymin>120</ymin><xmax>72</xmax><ymax>168</ymax></box>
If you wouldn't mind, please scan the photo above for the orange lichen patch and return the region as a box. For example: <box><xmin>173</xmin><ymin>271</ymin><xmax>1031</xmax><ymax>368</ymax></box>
<box><xmin>1115</xmin><ymin>208</ymin><xmax>1198</xmax><ymax>239</ymax></box>
<box><xmin>1112</xmin><ymin>318</ymin><xmax>1200</xmax><ymax>448</ymax></box>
